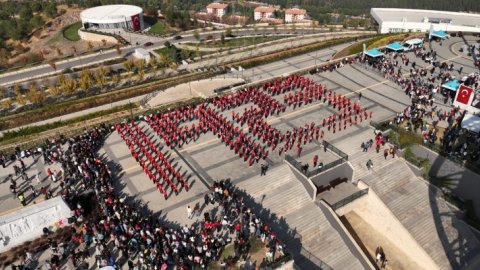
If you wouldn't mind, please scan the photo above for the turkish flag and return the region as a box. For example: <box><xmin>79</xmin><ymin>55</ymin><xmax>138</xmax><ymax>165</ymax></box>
<box><xmin>131</xmin><ymin>14</ymin><xmax>141</xmax><ymax>31</ymax></box>
<box><xmin>456</xmin><ymin>84</ymin><xmax>473</xmax><ymax>104</ymax></box>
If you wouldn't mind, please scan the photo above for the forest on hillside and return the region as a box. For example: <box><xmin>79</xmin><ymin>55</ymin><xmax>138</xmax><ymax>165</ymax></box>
<box><xmin>259</xmin><ymin>0</ymin><xmax>480</xmax><ymax>16</ymax></box>
<box><xmin>73</xmin><ymin>0</ymin><xmax>480</xmax><ymax>19</ymax></box>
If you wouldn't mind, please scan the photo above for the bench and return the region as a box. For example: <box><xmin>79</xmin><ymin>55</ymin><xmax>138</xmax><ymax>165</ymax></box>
<box><xmin>330</xmin><ymin>177</ymin><xmax>348</xmax><ymax>188</ymax></box>
<box><xmin>316</xmin><ymin>185</ymin><xmax>331</xmax><ymax>194</ymax></box>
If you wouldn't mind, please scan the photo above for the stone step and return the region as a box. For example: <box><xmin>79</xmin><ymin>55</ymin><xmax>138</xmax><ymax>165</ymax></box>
<box><xmin>351</xmin><ymin>150</ymin><xmax>398</xmax><ymax>181</ymax></box>
<box><xmin>363</xmin><ymin>159</ymin><xmax>480</xmax><ymax>270</ymax></box>
<box><xmin>238</xmin><ymin>166</ymin><xmax>294</xmax><ymax>197</ymax></box>
<box><xmin>238</xmin><ymin>163</ymin><xmax>370</xmax><ymax>269</ymax></box>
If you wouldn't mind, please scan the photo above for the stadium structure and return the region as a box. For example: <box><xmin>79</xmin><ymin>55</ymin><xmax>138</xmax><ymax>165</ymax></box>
<box><xmin>80</xmin><ymin>4</ymin><xmax>144</xmax><ymax>31</ymax></box>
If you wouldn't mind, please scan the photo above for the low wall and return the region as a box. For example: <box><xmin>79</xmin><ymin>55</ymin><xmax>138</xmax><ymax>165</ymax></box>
<box><xmin>350</xmin><ymin>181</ymin><xmax>439</xmax><ymax>270</ymax></box>
<box><xmin>410</xmin><ymin>144</ymin><xmax>480</xmax><ymax>219</ymax></box>
<box><xmin>311</xmin><ymin>161</ymin><xmax>354</xmax><ymax>187</ymax></box>
<box><xmin>0</xmin><ymin>197</ymin><xmax>73</xmax><ymax>253</ymax></box>
<box><xmin>317</xmin><ymin>200</ymin><xmax>375</xmax><ymax>269</ymax></box>
<box><xmin>284</xmin><ymin>161</ymin><xmax>317</xmax><ymax>200</ymax></box>
<box><xmin>79</xmin><ymin>30</ymin><xmax>118</xmax><ymax>43</ymax></box>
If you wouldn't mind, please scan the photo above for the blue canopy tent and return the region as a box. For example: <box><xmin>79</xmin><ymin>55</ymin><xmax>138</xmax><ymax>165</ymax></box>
<box><xmin>386</xmin><ymin>42</ymin><xmax>404</xmax><ymax>51</ymax></box>
<box><xmin>431</xmin><ymin>30</ymin><xmax>448</xmax><ymax>39</ymax></box>
<box><xmin>442</xmin><ymin>80</ymin><xmax>460</xmax><ymax>91</ymax></box>
<box><xmin>364</xmin><ymin>48</ymin><xmax>384</xmax><ymax>58</ymax></box>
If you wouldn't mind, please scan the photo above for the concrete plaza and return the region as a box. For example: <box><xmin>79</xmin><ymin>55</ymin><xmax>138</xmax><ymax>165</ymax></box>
<box><xmin>2</xmin><ymin>35</ymin><xmax>480</xmax><ymax>269</ymax></box>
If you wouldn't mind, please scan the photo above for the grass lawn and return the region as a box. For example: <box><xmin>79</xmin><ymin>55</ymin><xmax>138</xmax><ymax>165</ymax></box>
<box><xmin>187</xmin><ymin>35</ymin><xmax>291</xmax><ymax>48</ymax></box>
<box><xmin>63</xmin><ymin>21</ymin><xmax>82</xmax><ymax>41</ymax></box>
<box><xmin>149</xmin><ymin>21</ymin><xmax>169</xmax><ymax>36</ymax></box>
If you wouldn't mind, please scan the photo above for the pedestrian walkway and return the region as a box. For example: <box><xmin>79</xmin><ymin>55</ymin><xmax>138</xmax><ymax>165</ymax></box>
<box><xmin>237</xmin><ymin>164</ymin><xmax>373</xmax><ymax>269</ymax></box>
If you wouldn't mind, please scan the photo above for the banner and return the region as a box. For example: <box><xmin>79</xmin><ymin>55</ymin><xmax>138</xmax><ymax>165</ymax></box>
<box><xmin>471</xmin><ymin>90</ymin><xmax>480</xmax><ymax>109</ymax></box>
<box><xmin>131</xmin><ymin>14</ymin><xmax>141</xmax><ymax>31</ymax></box>
<box><xmin>456</xmin><ymin>84</ymin><xmax>473</xmax><ymax>105</ymax></box>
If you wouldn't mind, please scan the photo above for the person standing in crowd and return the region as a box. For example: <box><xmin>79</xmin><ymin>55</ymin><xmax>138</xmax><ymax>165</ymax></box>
<box><xmin>187</xmin><ymin>205</ymin><xmax>193</xmax><ymax>219</ymax></box>
<box><xmin>366</xmin><ymin>159</ymin><xmax>373</xmax><ymax>170</ymax></box>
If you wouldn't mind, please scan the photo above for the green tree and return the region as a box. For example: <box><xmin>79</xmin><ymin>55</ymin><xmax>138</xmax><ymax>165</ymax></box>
<box><xmin>48</xmin><ymin>82</ymin><xmax>62</xmax><ymax>97</ymax></box>
<box><xmin>26</xmin><ymin>84</ymin><xmax>45</xmax><ymax>104</ymax></box>
<box><xmin>98</xmin><ymin>65</ymin><xmax>110</xmax><ymax>77</ymax></box>
<box><xmin>158</xmin><ymin>53</ymin><xmax>173</xmax><ymax>68</ymax></box>
<box><xmin>30</xmin><ymin>1</ymin><xmax>42</xmax><ymax>13</ymax></box>
<box><xmin>0</xmin><ymin>98</ymin><xmax>13</xmax><ymax>109</ymax></box>
<box><xmin>195</xmin><ymin>45</ymin><xmax>201</xmax><ymax>59</ymax></box>
<box><xmin>30</xmin><ymin>15</ymin><xmax>44</xmax><ymax>29</ymax></box>
<box><xmin>79</xmin><ymin>69</ymin><xmax>93</xmax><ymax>92</ymax></box>
<box><xmin>220</xmin><ymin>33</ymin><xmax>225</xmax><ymax>45</ymax></box>
<box><xmin>193</xmin><ymin>29</ymin><xmax>200</xmax><ymax>41</ymax></box>
<box><xmin>57</xmin><ymin>74</ymin><xmax>66</xmax><ymax>86</ymax></box>
<box><xmin>115</xmin><ymin>44</ymin><xmax>122</xmax><ymax>55</ymax></box>
<box><xmin>61</xmin><ymin>78</ymin><xmax>77</xmax><ymax>95</ymax></box>
<box><xmin>19</xmin><ymin>6</ymin><xmax>33</xmax><ymax>20</ymax></box>
<box><xmin>44</xmin><ymin>3</ymin><xmax>57</xmax><ymax>18</ymax></box>
<box><xmin>137</xmin><ymin>68</ymin><xmax>145</xmax><ymax>81</ymax></box>
<box><xmin>0</xmin><ymin>85</ymin><xmax>6</xmax><ymax>99</ymax></box>
<box><xmin>123</xmin><ymin>59</ymin><xmax>134</xmax><ymax>74</ymax></box>
<box><xmin>225</xmin><ymin>28</ymin><xmax>232</xmax><ymax>37</ymax></box>
<box><xmin>111</xmin><ymin>74</ymin><xmax>120</xmax><ymax>86</ymax></box>
<box><xmin>13</xmin><ymin>83</ymin><xmax>26</xmax><ymax>106</ymax></box>
<box><xmin>148</xmin><ymin>56</ymin><xmax>156</xmax><ymax>69</ymax></box>
<box><xmin>95</xmin><ymin>71</ymin><xmax>106</xmax><ymax>90</ymax></box>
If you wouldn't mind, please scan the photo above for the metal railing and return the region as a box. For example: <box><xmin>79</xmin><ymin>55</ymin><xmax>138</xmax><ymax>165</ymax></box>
<box><xmin>262</xmin><ymin>254</ymin><xmax>294</xmax><ymax>270</ymax></box>
<box><xmin>370</xmin><ymin>120</ymin><xmax>395</xmax><ymax>132</ymax></box>
<box><xmin>323</xmin><ymin>140</ymin><xmax>348</xmax><ymax>161</ymax></box>
<box><xmin>285</xmin><ymin>154</ymin><xmax>305</xmax><ymax>174</ymax></box>
<box><xmin>330</xmin><ymin>188</ymin><xmax>369</xmax><ymax>210</ymax></box>
<box><xmin>285</xmin><ymin>141</ymin><xmax>349</xmax><ymax>178</ymax></box>
<box><xmin>307</xmin><ymin>158</ymin><xmax>344</xmax><ymax>177</ymax></box>
<box><xmin>298</xmin><ymin>247</ymin><xmax>334</xmax><ymax>270</ymax></box>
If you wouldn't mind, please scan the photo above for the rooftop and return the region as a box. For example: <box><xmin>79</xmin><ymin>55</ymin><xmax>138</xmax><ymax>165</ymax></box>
<box><xmin>207</xmin><ymin>2</ymin><xmax>229</xmax><ymax>9</ymax></box>
<box><xmin>285</xmin><ymin>8</ymin><xmax>307</xmax><ymax>15</ymax></box>
<box><xmin>254</xmin><ymin>6</ymin><xmax>276</xmax><ymax>13</ymax></box>
<box><xmin>371</xmin><ymin>8</ymin><xmax>480</xmax><ymax>27</ymax></box>
<box><xmin>80</xmin><ymin>4</ymin><xmax>142</xmax><ymax>20</ymax></box>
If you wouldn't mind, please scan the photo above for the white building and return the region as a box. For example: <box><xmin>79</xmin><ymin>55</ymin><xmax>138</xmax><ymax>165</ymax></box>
<box><xmin>80</xmin><ymin>4</ymin><xmax>144</xmax><ymax>31</ymax></box>
<box><xmin>133</xmin><ymin>48</ymin><xmax>151</xmax><ymax>63</ymax></box>
<box><xmin>206</xmin><ymin>3</ymin><xmax>228</xmax><ymax>18</ymax></box>
<box><xmin>254</xmin><ymin>6</ymin><xmax>276</xmax><ymax>21</ymax></box>
<box><xmin>371</xmin><ymin>8</ymin><xmax>480</xmax><ymax>34</ymax></box>
<box><xmin>285</xmin><ymin>8</ymin><xmax>307</xmax><ymax>23</ymax></box>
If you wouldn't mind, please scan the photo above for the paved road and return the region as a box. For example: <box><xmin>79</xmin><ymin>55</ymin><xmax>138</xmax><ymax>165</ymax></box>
<box><xmin>0</xmin><ymin>39</ymin><xmax>357</xmax><ymax>136</ymax></box>
<box><xmin>3</xmin><ymin>31</ymin><xmax>367</xmax><ymax>92</ymax></box>
<box><xmin>0</xmin><ymin>27</ymin><xmax>331</xmax><ymax>86</ymax></box>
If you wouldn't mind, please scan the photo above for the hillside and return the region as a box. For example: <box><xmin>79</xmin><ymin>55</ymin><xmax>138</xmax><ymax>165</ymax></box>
<box><xmin>258</xmin><ymin>0</ymin><xmax>480</xmax><ymax>16</ymax></box>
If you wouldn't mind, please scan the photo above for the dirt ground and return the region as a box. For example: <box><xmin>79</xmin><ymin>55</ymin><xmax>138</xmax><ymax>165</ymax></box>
<box><xmin>7</xmin><ymin>5</ymin><xmax>109</xmax><ymax>66</ymax></box>
<box><xmin>343</xmin><ymin>211</ymin><xmax>424</xmax><ymax>270</ymax></box>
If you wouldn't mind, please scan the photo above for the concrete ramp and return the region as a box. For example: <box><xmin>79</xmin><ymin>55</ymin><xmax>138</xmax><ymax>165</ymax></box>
<box><xmin>236</xmin><ymin>164</ymin><xmax>373</xmax><ymax>269</ymax></box>
<box><xmin>362</xmin><ymin>161</ymin><xmax>480</xmax><ymax>270</ymax></box>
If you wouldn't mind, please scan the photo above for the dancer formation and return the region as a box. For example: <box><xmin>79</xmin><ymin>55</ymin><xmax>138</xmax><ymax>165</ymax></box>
<box><xmin>115</xmin><ymin>74</ymin><xmax>373</xmax><ymax>199</ymax></box>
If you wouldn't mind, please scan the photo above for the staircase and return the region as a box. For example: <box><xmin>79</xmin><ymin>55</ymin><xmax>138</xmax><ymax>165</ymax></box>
<box><xmin>361</xmin><ymin>161</ymin><xmax>480</xmax><ymax>270</ymax></box>
<box><xmin>237</xmin><ymin>164</ymin><xmax>373</xmax><ymax>269</ymax></box>
<box><xmin>349</xmin><ymin>145</ymin><xmax>398</xmax><ymax>182</ymax></box>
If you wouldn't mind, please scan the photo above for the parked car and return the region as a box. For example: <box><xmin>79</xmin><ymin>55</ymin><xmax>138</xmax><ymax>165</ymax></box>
<box><xmin>174</xmin><ymin>35</ymin><xmax>183</xmax><ymax>40</ymax></box>
<box><xmin>144</xmin><ymin>42</ymin><xmax>153</xmax><ymax>47</ymax></box>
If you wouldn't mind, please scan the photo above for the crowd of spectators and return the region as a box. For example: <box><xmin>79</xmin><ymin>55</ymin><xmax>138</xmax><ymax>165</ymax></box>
<box><xmin>359</xmin><ymin>38</ymin><xmax>480</xmax><ymax>162</ymax></box>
